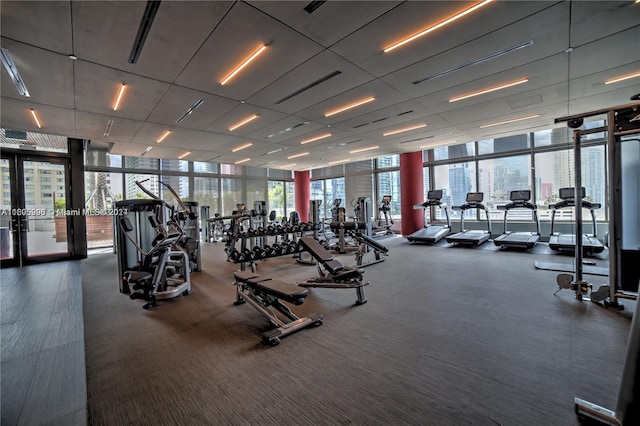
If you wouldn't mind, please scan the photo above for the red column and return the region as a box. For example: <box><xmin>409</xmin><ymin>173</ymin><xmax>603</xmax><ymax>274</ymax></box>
<box><xmin>400</xmin><ymin>152</ymin><xmax>424</xmax><ymax>235</ymax></box>
<box><xmin>294</xmin><ymin>170</ymin><xmax>310</xmax><ymax>221</ymax></box>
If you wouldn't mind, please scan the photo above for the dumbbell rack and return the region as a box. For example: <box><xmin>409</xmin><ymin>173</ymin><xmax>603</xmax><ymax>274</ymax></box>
<box><xmin>228</xmin><ymin>222</ymin><xmax>321</xmax><ymax>272</ymax></box>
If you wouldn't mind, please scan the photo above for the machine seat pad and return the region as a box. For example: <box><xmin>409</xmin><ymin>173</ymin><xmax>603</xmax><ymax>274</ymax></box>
<box><xmin>299</xmin><ymin>237</ymin><xmax>335</xmax><ymax>262</ymax></box>
<box><xmin>246</xmin><ymin>278</ymin><xmax>309</xmax><ymax>305</ymax></box>
<box><xmin>125</xmin><ymin>271</ymin><xmax>152</xmax><ymax>284</ymax></box>
<box><xmin>332</xmin><ymin>267</ymin><xmax>364</xmax><ymax>281</ymax></box>
<box><xmin>234</xmin><ymin>271</ymin><xmax>261</xmax><ymax>283</ymax></box>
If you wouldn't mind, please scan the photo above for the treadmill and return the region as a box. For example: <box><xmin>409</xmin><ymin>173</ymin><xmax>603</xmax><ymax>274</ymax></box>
<box><xmin>548</xmin><ymin>187</ymin><xmax>604</xmax><ymax>255</ymax></box>
<box><xmin>493</xmin><ymin>190</ymin><xmax>540</xmax><ymax>249</ymax></box>
<box><xmin>446</xmin><ymin>192</ymin><xmax>492</xmax><ymax>246</ymax></box>
<box><xmin>407</xmin><ymin>190</ymin><xmax>451</xmax><ymax>244</ymax></box>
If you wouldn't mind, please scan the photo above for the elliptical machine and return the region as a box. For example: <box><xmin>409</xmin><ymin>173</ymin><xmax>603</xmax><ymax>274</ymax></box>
<box><xmin>119</xmin><ymin>211</ymin><xmax>192</xmax><ymax>309</ymax></box>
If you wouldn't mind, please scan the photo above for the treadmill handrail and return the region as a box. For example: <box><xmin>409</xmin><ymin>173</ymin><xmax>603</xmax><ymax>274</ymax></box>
<box><xmin>549</xmin><ymin>203</ymin><xmax>599</xmax><ymax>238</ymax></box>
<box><xmin>454</xmin><ymin>202</ymin><xmax>491</xmax><ymax>234</ymax></box>
<box><xmin>499</xmin><ymin>200</ymin><xmax>540</xmax><ymax>236</ymax></box>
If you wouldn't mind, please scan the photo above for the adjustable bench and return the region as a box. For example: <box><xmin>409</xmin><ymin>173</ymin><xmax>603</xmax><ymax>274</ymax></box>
<box><xmin>297</xmin><ymin>237</ymin><xmax>369</xmax><ymax>305</ymax></box>
<box><xmin>233</xmin><ymin>271</ymin><xmax>322</xmax><ymax>346</ymax></box>
<box><xmin>348</xmin><ymin>231</ymin><xmax>389</xmax><ymax>267</ymax></box>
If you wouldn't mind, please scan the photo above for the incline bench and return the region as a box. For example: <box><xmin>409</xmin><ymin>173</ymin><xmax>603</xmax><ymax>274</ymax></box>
<box><xmin>233</xmin><ymin>271</ymin><xmax>322</xmax><ymax>346</ymax></box>
<box><xmin>297</xmin><ymin>237</ymin><xmax>369</xmax><ymax>305</ymax></box>
<box><xmin>348</xmin><ymin>231</ymin><xmax>389</xmax><ymax>267</ymax></box>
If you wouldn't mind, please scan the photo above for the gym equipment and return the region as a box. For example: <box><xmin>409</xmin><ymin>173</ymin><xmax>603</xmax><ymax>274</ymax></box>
<box><xmin>372</xmin><ymin>195</ymin><xmax>394</xmax><ymax>236</ymax></box>
<box><xmin>446</xmin><ymin>192</ymin><xmax>492</xmax><ymax>246</ymax></box>
<box><xmin>407</xmin><ymin>190</ymin><xmax>451</xmax><ymax>244</ymax></box>
<box><xmin>297</xmin><ymin>237</ymin><xmax>369</xmax><ymax>305</ymax></box>
<box><xmin>548</xmin><ymin>187</ymin><xmax>604</xmax><ymax>255</ymax></box>
<box><xmin>493</xmin><ymin>190</ymin><xmax>540</xmax><ymax>249</ymax></box>
<box><xmin>119</xmin><ymin>215</ymin><xmax>191</xmax><ymax>309</ymax></box>
<box><xmin>348</xmin><ymin>230</ymin><xmax>389</xmax><ymax>267</ymax></box>
<box><xmin>233</xmin><ymin>271</ymin><xmax>322</xmax><ymax>346</ymax></box>
<box><xmin>550</xmin><ymin>102</ymin><xmax>640</xmax><ymax>426</ymax></box>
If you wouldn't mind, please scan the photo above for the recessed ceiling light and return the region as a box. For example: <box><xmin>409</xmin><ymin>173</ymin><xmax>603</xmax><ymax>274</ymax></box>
<box><xmin>383</xmin><ymin>123</ymin><xmax>427</xmax><ymax>136</ymax></box>
<box><xmin>1</xmin><ymin>47</ymin><xmax>30</xmax><ymax>97</ymax></box>
<box><xmin>479</xmin><ymin>114</ymin><xmax>541</xmax><ymax>128</ymax></box>
<box><xmin>604</xmin><ymin>71</ymin><xmax>640</xmax><ymax>85</ymax></box>
<box><xmin>328</xmin><ymin>159</ymin><xmax>350</xmax><ymax>165</ymax></box>
<box><xmin>220</xmin><ymin>45</ymin><xmax>267</xmax><ymax>86</ymax></box>
<box><xmin>178</xmin><ymin>151</ymin><xmax>191</xmax><ymax>159</ymax></box>
<box><xmin>234</xmin><ymin>158</ymin><xmax>251</xmax><ymax>164</ymax></box>
<box><xmin>383</xmin><ymin>0</ymin><xmax>493</xmax><ymax>53</ymax></box>
<box><xmin>300</xmin><ymin>133</ymin><xmax>332</xmax><ymax>144</ymax></box>
<box><xmin>30</xmin><ymin>109</ymin><xmax>42</xmax><ymax>128</ymax></box>
<box><xmin>156</xmin><ymin>130</ymin><xmax>171</xmax><ymax>143</ymax></box>
<box><xmin>232</xmin><ymin>142</ymin><xmax>253</xmax><ymax>152</ymax></box>
<box><xmin>325</xmin><ymin>97</ymin><xmax>375</xmax><ymax>117</ymax></box>
<box><xmin>287</xmin><ymin>152</ymin><xmax>310</xmax><ymax>159</ymax></box>
<box><xmin>349</xmin><ymin>146</ymin><xmax>379</xmax><ymax>154</ymax></box>
<box><xmin>176</xmin><ymin>99</ymin><xmax>205</xmax><ymax>124</ymax></box>
<box><xmin>229</xmin><ymin>114</ymin><xmax>259</xmax><ymax>131</ymax></box>
<box><xmin>449</xmin><ymin>78</ymin><xmax>528</xmax><ymax>102</ymax></box>
<box><xmin>113</xmin><ymin>83</ymin><xmax>126</xmax><ymax>111</ymax></box>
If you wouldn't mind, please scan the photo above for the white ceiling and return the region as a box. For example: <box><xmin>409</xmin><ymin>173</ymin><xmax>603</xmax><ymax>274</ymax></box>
<box><xmin>1</xmin><ymin>1</ymin><xmax>639</xmax><ymax>170</ymax></box>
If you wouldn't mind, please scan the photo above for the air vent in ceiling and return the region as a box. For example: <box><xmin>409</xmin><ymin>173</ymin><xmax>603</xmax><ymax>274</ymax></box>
<box><xmin>400</xmin><ymin>136</ymin><xmax>431</xmax><ymax>144</ymax></box>
<box><xmin>275</xmin><ymin>71</ymin><xmax>342</xmax><ymax>104</ymax></box>
<box><xmin>128</xmin><ymin>1</ymin><xmax>161</xmax><ymax>64</ymax></box>
<box><xmin>304</xmin><ymin>1</ymin><xmax>326</xmax><ymax>14</ymax></box>
<box><xmin>352</xmin><ymin>110</ymin><xmax>414</xmax><ymax>129</ymax></box>
<box><xmin>266</xmin><ymin>121</ymin><xmax>309</xmax><ymax>138</ymax></box>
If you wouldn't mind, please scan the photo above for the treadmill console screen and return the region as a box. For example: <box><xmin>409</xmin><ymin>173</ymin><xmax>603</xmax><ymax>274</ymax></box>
<box><xmin>510</xmin><ymin>190</ymin><xmax>531</xmax><ymax>201</ymax></box>
<box><xmin>427</xmin><ymin>190</ymin><xmax>442</xmax><ymax>200</ymax></box>
<box><xmin>559</xmin><ymin>187</ymin><xmax>585</xmax><ymax>200</ymax></box>
<box><xmin>466</xmin><ymin>192</ymin><xmax>484</xmax><ymax>202</ymax></box>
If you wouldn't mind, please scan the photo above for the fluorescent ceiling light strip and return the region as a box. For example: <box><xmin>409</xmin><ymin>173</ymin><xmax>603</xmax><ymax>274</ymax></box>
<box><xmin>604</xmin><ymin>71</ymin><xmax>640</xmax><ymax>85</ymax></box>
<box><xmin>220</xmin><ymin>45</ymin><xmax>267</xmax><ymax>86</ymax></box>
<box><xmin>30</xmin><ymin>109</ymin><xmax>42</xmax><ymax>128</ymax></box>
<box><xmin>1</xmin><ymin>48</ymin><xmax>30</xmax><ymax>97</ymax></box>
<box><xmin>176</xmin><ymin>99</ymin><xmax>205</xmax><ymax>124</ymax></box>
<box><xmin>234</xmin><ymin>158</ymin><xmax>250</xmax><ymax>164</ymax></box>
<box><xmin>281</xmin><ymin>163</ymin><xmax>296</xmax><ymax>168</ymax></box>
<box><xmin>128</xmin><ymin>0</ymin><xmax>161</xmax><ymax>64</ymax></box>
<box><xmin>328</xmin><ymin>159</ymin><xmax>350</xmax><ymax>165</ymax></box>
<box><xmin>301</xmin><ymin>133</ymin><xmax>332</xmax><ymax>144</ymax></box>
<box><xmin>113</xmin><ymin>84</ymin><xmax>126</xmax><ymax>111</ymax></box>
<box><xmin>350</xmin><ymin>146</ymin><xmax>379</xmax><ymax>154</ymax></box>
<box><xmin>156</xmin><ymin>130</ymin><xmax>171</xmax><ymax>143</ymax></box>
<box><xmin>325</xmin><ymin>97</ymin><xmax>375</xmax><ymax>117</ymax></box>
<box><xmin>287</xmin><ymin>152</ymin><xmax>309</xmax><ymax>159</ymax></box>
<box><xmin>178</xmin><ymin>152</ymin><xmax>191</xmax><ymax>159</ymax></box>
<box><xmin>103</xmin><ymin>119</ymin><xmax>114</xmax><ymax>137</ymax></box>
<box><xmin>266</xmin><ymin>148</ymin><xmax>284</xmax><ymax>155</ymax></box>
<box><xmin>229</xmin><ymin>114</ymin><xmax>259</xmax><ymax>131</ymax></box>
<box><xmin>480</xmin><ymin>114</ymin><xmax>541</xmax><ymax>128</ymax></box>
<box><xmin>275</xmin><ymin>71</ymin><xmax>342</xmax><ymax>104</ymax></box>
<box><xmin>412</xmin><ymin>40</ymin><xmax>534</xmax><ymax>85</ymax></box>
<box><xmin>383</xmin><ymin>123</ymin><xmax>427</xmax><ymax>136</ymax></box>
<box><xmin>142</xmin><ymin>146</ymin><xmax>153</xmax><ymax>155</ymax></box>
<box><xmin>232</xmin><ymin>142</ymin><xmax>253</xmax><ymax>152</ymax></box>
<box><xmin>449</xmin><ymin>78</ymin><xmax>528</xmax><ymax>102</ymax></box>
<box><xmin>384</xmin><ymin>0</ymin><xmax>493</xmax><ymax>53</ymax></box>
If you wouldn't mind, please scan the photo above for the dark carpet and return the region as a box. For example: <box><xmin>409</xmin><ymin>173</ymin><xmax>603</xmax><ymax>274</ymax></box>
<box><xmin>82</xmin><ymin>237</ymin><xmax>633</xmax><ymax>425</ymax></box>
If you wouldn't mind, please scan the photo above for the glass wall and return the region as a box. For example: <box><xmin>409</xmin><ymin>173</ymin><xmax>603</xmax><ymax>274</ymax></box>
<box><xmin>478</xmin><ymin>155</ymin><xmax>531</xmax><ymax>221</ymax></box>
<box><xmin>433</xmin><ymin>162</ymin><xmax>477</xmax><ymax>219</ymax></box>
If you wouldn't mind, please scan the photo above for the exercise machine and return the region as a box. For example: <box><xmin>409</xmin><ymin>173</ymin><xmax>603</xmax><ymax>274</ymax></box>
<box><xmin>548</xmin><ymin>187</ymin><xmax>604</xmax><ymax>255</ymax></box>
<box><xmin>373</xmin><ymin>195</ymin><xmax>394</xmax><ymax>236</ymax></box>
<box><xmin>549</xmin><ymin>101</ymin><xmax>640</xmax><ymax>426</ymax></box>
<box><xmin>349</xmin><ymin>230</ymin><xmax>389</xmax><ymax>267</ymax></box>
<box><xmin>407</xmin><ymin>189</ymin><xmax>451</xmax><ymax>244</ymax></box>
<box><xmin>119</xmin><ymin>214</ymin><xmax>192</xmax><ymax>309</ymax></box>
<box><xmin>493</xmin><ymin>190</ymin><xmax>540</xmax><ymax>249</ymax></box>
<box><xmin>446</xmin><ymin>192</ymin><xmax>492</xmax><ymax>246</ymax></box>
<box><xmin>297</xmin><ymin>236</ymin><xmax>369</xmax><ymax>305</ymax></box>
<box><xmin>233</xmin><ymin>271</ymin><xmax>322</xmax><ymax>346</ymax></box>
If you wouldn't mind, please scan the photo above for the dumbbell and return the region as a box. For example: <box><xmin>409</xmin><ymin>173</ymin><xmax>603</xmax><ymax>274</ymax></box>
<box><xmin>252</xmin><ymin>246</ymin><xmax>267</xmax><ymax>260</ymax></box>
<box><xmin>228</xmin><ymin>249</ymin><xmax>240</xmax><ymax>263</ymax></box>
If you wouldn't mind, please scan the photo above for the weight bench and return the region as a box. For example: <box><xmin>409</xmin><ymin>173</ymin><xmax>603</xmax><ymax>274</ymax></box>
<box><xmin>233</xmin><ymin>271</ymin><xmax>322</xmax><ymax>346</ymax></box>
<box><xmin>348</xmin><ymin>231</ymin><xmax>389</xmax><ymax>267</ymax></box>
<box><xmin>297</xmin><ymin>237</ymin><xmax>369</xmax><ymax>305</ymax></box>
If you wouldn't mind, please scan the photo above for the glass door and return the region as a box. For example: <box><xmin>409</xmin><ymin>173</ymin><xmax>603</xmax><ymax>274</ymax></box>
<box><xmin>1</xmin><ymin>154</ymin><xmax>72</xmax><ymax>267</ymax></box>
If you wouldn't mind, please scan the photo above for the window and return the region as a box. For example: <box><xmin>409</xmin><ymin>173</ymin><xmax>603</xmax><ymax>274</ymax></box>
<box><xmin>221</xmin><ymin>178</ymin><xmax>243</xmax><ymax>215</ymax></box>
<box><xmin>246</xmin><ymin>179</ymin><xmax>267</xmax><ymax>211</ymax></box>
<box><xmin>376</xmin><ymin>155</ymin><xmax>399</xmax><ymax>168</ymax></box>
<box><xmin>433</xmin><ymin>142</ymin><xmax>475</xmax><ymax>161</ymax></box>
<box><xmin>40</xmin><ymin>170</ymin><xmax>51</xmax><ymax>175</ymax></box>
<box><xmin>285</xmin><ymin>182</ymin><xmax>295</xmax><ymax>219</ymax></box>
<box><xmin>534</xmin><ymin>147</ymin><xmax>605</xmax><ymax>221</ymax></box>
<box><xmin>478</xmin><ymin>155</ymin><xmax>531</xmax><ymax>221</ymax></box>
<box><xmin>160</xmin><ymin>175</ymin><xmax>189</xmax><ymax>203</ymax></box>
<box><xmin>193</xmin><ymin>177</ymin><xmax>219</xmax><ymax>215</ymax></box>
<box><xmin>376</xmin><ymin>171</ymin><xmax>401</xmax><ymax>218</ymax></box>
<box><xmin>125</xmin><ymin>173</ymin><xmax>159</xmax><ymax>199</ymax></box>
<box><xmin>194</xmin><ymin>162</ymin><xmax>219</xmax><ymax>174</ymax></box>
<box><xmin>478</xmin><ymin>134</ymin><xmax>530</xmax><ymax>155</ymax></box>
<box><xmin>268</xmin><ymin>181</ymin><xmax>285</xmax><ymax>220</ymax></box>
<box><xmin>86</xmin><ymin>147</ymin><xmax>121</xmax><ymax>168</ymax></box>
<box><xmin>41</xmin><ymin>185</ymin><xmax>52</xmax><ymax>190</ymax></box>
<box><xmin>85</xmin><ymin>171</ymin><xmax>123</xmax><ymax>211</ymax></box>
<box><xmin>124</xmin><ymin>157</ymin><xmax>159</xmax><ymax>170</ymax></box>
<box><xmin>433</xmin><ymin>162</ymin><xmax>477</xmax><ymax>219</ymax></box>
